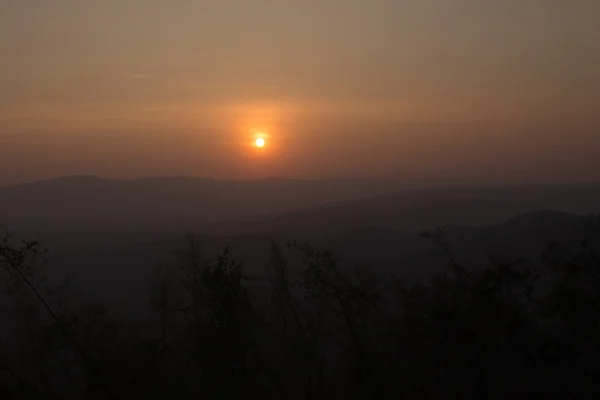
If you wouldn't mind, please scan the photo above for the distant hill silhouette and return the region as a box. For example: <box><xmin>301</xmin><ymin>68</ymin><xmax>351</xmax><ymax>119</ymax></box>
<box><xmin>205</xmin><ymin>183</ymin><xmax>600</xmax><ymax>235</ymax></box>
<box><xmin>0</xmin><ymin>175</ymin><xmax>412</xmax><ymax>232</ymax></box>
<box><xmin>2</xmin><ymin>177</ymin><xmax>599</xmax><ymax>235</ymax></box>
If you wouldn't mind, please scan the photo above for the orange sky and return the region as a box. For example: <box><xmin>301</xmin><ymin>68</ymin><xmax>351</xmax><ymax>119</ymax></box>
<box><xmin>1</xmin><ymin>1</ymin><xmax>599</xmax><ymax>186</ymax></box>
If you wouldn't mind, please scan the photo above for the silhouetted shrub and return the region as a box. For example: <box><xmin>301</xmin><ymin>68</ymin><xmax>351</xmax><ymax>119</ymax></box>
<box><xmin>2</xmin><ymin>215</ymin><xmax>600</xmax><ymax>398</ymax></box>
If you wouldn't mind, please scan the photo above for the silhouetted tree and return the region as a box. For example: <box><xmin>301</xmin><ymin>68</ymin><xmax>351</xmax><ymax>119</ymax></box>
<box><xmin>3</xmin><ymin>215</ymin><xmax>600</xmax><ymax>398</ymax></box>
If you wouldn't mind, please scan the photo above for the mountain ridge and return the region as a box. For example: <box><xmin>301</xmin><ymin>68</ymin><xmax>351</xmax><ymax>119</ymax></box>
<box><xmin>2</xmin><ymin>177</ymin><xmax>600</xmax><ymax>234</ymax></box>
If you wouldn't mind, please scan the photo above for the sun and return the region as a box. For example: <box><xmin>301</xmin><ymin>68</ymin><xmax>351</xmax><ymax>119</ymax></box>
<box><xmin>254</xmin><ymin>137</ymin><xmax>265</xmax><ymax>148</ymax></box>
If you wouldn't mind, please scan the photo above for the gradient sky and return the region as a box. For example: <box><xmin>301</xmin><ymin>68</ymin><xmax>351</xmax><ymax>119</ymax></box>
<box><xmin>1</xmin><ymin>0</ymin><xmax>599</xmax><ymax>186</ymax></box>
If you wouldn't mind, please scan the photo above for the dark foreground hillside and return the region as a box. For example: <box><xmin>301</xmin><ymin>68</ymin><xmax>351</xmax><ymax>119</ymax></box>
<box><xmin>2</xmin><ymin>214</ymin><xmax>600</xmax><ymax>398</ymax></box>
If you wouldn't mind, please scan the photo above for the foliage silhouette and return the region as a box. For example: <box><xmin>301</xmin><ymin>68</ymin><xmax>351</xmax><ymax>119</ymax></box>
<box><xmin>1</xmin><ymin>215</ymin><xmax>600</xmax><ymax>398</ymax></box>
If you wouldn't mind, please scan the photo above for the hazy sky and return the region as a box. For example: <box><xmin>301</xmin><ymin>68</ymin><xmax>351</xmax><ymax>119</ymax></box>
<box><xmin>1</xmin><ymin>0</ymin><xmax>599</xmax><ymax>185</ymax></box>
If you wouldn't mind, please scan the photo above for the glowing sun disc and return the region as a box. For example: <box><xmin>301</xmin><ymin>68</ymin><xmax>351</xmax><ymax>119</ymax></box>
<box><xmin>254</xmin><ymin>137</ymin><xmax>265</xmax><ymax>147</ymax></box>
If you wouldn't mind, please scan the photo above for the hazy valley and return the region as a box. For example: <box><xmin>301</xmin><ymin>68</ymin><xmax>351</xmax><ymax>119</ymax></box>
<box><xmin>2</xmin><ymin>177</ymin><xmax>598</xmax><ymax>317</ymax></box>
